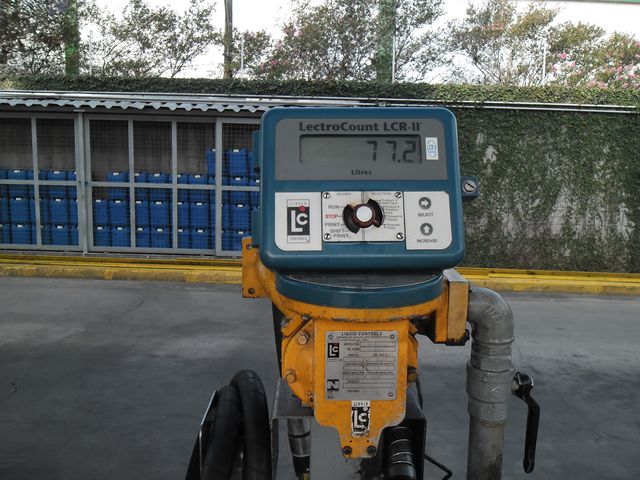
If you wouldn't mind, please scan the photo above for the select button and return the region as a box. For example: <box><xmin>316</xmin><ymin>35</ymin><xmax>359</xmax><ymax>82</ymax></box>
<box><xmin>418</xmin><ymin>197</ymin><xmax>432</xmax><ymax>210</ymax></box>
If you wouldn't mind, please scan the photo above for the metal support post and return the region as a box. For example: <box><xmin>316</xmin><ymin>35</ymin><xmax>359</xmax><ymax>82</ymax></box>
<box><xmin>466</xmin><ymin>287</ymin><xmax>515</xmax><ymax>480</ymax></box>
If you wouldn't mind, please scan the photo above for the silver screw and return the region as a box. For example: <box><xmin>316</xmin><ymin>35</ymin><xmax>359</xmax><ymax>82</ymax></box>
<box><xmin>281</xmin><ymin>318</ymin><xmax>291</xmax><ymax>329</ymax></box>
<box><xmin>323</xmin><ymin>192</ymin><xmax>331</xmax><ymax>199</ymax></box>
<box><xmin>395</xmin><ymin>191</ymin><xmax>402</xmax><ymax>198</ymax></box>
<box><xmin>462</xmin><ymin>179</ymin><xmax>477</xmax><ymax>194</ymax></box>
<box><xmin>396</xmin><ymin>232</ymin><xmax>404</xmax><ymax>240</ymax></box>
<box><xmin>328</xmin><ymin>392</ymin><xmax>333</xmax><ymax>399</ymax></box>
<box><xmin>324</xmin><ymin>233</ymin><xmax>331</xmax><ymax>240</ymax></box>
<box><xmin>388</xmin><ymin>392</ymin><xmax>394</xmax><ymax>397</ymax></box>
<box><xmin>328</xmin><ymin>334</ymin><xmax>333</xmax><ymax>340</ymax></box>
<box><xmin>390</xmin><ymin>334</ymin><xmax>395</xmax><ymax>339</ymax></box>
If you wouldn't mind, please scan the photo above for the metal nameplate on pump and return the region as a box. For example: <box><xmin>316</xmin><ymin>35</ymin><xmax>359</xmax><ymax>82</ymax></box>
<box><xmin>325</xmin><ymin>331</ymin><xmax>398</xmax><ymax>401</ymax></box>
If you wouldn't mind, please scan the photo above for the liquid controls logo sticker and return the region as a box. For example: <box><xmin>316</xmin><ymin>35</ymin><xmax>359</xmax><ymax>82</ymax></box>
<box><xmin>351</xmin><ymin>400</ymin><xmax>371</xmax><ymax>437</ymax></box>
<box><xmin>327</xmin><ymin>342</ymin><xmax>340</xmax><ymax>358</ymax></box>
<box><xmin>286</xmin><ymin>199</ymin><xmax>310</xmax><ymax>243</ymax></box>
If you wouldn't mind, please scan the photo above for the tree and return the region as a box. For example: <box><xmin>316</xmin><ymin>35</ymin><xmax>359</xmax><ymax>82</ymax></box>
<box><xmin>590</xmin><ymin>33</ymin><xmax>640</xmax><ymax>89</ymax></box>
<box><xmin>226</xmin><ymin>29</ymin><xmax>273</xmax><ymax>78</ymax></box>
<box><xmin>88</xmin><ymin>0</ymin><xmax>219</xmax><ymax>78</ymax></box>
<box><xmin>549</xmin><ymin>27</ymin><xmax>640</xmax><ymax>89</ymax></box>
<box><xmin>445</xmin><ymin>0</ymin><xmax>557</xmax><ymax>85</ymax></box>
<box><xmin>0</xmin><ymin>0</ymin><xmax>91</xmax><ymax>75</ymax></box>
<box><xmin>256</xmin><ymin>0</ymin><xmax>443</xmax><ymax>82</ymax></box>
<box><xmin>387</xmin><ymin>0</ymin><xmax>446</xmax><ymax>81</ymax></box>
<box><xmin>444</xmin><ymin>0</ymin><xmax>640</xmax><ymax>89</ymax></box>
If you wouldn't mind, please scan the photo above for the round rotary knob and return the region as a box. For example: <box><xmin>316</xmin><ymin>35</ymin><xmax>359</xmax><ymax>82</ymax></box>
<box><xmin>343</xmin><ymin>199</ymin><xmax>384</xmax><ymax>233</ymax></box>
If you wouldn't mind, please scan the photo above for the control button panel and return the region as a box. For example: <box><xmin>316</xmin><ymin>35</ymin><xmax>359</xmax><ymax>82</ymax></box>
<box><xmin>321</xmin><ymin>191</ymin><xmax>363</xmax><ymax>242</ymax></box>
<box><xmin>363</xmin><ymin>191</ymin><xmax>406</xmax><ymax>242</ymax></box>
<box><xmin>275</xmin><ymin>191</ymin><xmax>452</xmax><ymax>251</ymax></box>
<box><xmin>403</xmin><ymin>191</ymin><xmax>452</xmax><ymax>250</ymax></box>
<box><xmin>322</xmin><ymin>191</ymin><xmax>405</xmax><ymax>242</ymax></box>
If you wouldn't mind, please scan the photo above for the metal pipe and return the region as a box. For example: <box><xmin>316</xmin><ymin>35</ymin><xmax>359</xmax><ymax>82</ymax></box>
<box><xmin>286</xmin><ymin>418</ymin><xmax>310</xmax><ymax>479</ymax></box>
<box><xmin>466</xmin><ymin>287</ymin><xmax>515</xmax><ymax>480</ymax></box>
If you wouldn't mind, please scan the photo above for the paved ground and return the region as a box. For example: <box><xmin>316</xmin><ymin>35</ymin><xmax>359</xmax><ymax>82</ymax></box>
<box><xmin>0</xmin><ymin>277</ymin><xmax>638</xmax><ymax>480</ymax></box>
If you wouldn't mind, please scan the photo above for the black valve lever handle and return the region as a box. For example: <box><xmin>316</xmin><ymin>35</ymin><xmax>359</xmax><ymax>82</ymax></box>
<box><xmin>512</xmin><ymin>371</ymin><xmax>540</xmax><ymax>474</ymax></box>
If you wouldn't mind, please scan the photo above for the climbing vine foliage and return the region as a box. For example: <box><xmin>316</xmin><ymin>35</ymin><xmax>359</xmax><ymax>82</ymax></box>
<box><xmin>5</xmin><ymin>76</ymin><xmax>640</xmax><ymax>272</ymax></box>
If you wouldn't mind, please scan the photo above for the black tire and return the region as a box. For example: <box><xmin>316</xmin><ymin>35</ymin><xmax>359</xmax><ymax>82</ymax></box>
<box><xmin>230</xmin><ymin>370</ymin><xmax>272</xmax><ymax>480</ymax></box>
<box><xmin>201</xmin><ymin>384</ymin><xmax>243</xmax><ymax>480</ymax></box>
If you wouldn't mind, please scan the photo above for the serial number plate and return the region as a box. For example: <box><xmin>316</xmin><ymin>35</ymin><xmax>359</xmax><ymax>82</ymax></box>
<box><xmin>325</xmin><ymin>330</ymin><xmax>398</xmax><ymax>401</ymax></box>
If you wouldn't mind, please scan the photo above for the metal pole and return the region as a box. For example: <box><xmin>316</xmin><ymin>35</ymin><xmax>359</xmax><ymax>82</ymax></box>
<box><xmin>223</xmin><ymin>0</ymin><xmax>233</xmax><ymax>79</ymax></box>
<box><xmin>466</xmin><ymin>287</ymin><xmax>515</xmax><ymax>480</ymax></box>
<box><xmin>63</xmin><ymin>0</ymin><xmax>80</xmax><ymax>75</ymax></box>
<box><xmin>391</xmin><ymin>37</ymin><xmax>396</xmax><ymax>83</ymax></box>
<box><xmin>240</xmin><ymin>36</ymin><xmax>245</xmax><ymax>72</ymax></box>
<box><xmin>541</xmin><ymin>41</ymin><xmax>547</xmax><ymax>86</ymax></box>
<box><xmin>376</xmin><ymin>0</ymin><xmax>396</xmax><ymax>83</ymax></box>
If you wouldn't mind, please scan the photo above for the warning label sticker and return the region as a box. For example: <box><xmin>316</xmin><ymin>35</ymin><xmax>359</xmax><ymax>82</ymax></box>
<box><xmin>325</xmin><ymin>331</ymin><xmax>398</xmax><ymax>401</ymax></box>
<box><xmin>351</xmin><ymin>400</ymin><xmax>371</xmax><ymax>437</ymax></box>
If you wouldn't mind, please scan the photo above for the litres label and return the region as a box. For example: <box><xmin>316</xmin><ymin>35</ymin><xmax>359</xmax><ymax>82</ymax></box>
<box><xmin>351</xmin><ymin>400</ymin><xmax>371</xmax><ymax>437</ymax></box>
<box><xmin>325</xmin><ymin>330</ymin><xmax>398</xmax><ymax>400</ymax></box>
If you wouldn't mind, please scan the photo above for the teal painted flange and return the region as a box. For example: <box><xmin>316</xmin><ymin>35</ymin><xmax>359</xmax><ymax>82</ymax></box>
<box><xmin>275</xmin><ymin>272</ymin><xmax>443</xmax><ymax>309</ymax></box>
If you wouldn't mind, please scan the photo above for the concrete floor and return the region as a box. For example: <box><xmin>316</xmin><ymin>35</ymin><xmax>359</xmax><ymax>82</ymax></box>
<box><xmin>0</xmin><ymin>277</ymin><xmax>638</xmax><ymax>480</ymax></box>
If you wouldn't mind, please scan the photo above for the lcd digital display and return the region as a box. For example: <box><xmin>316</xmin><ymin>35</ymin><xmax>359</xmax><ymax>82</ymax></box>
<box><xmin>300</xmin><ymin>135</ymin><xmax>422</xmax><ymax>165</ymax></box>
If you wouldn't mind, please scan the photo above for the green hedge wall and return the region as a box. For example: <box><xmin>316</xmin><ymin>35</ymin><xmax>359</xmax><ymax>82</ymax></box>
<box><xmin>455</xmin><ymin>109</ymin><xmax>640</xmax><ymax>272</ymax></box>
<box><xmin>5</xmin><ymin>75</ymin><xmax>640</xmax><ymax>106</ymax></box>
<box><xmin>3</xmin><ymin>76</ymin><xmax>639</xmax><ymax>272</ymax></box>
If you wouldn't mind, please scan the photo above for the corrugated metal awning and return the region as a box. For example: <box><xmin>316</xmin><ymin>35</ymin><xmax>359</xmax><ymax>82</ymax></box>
<box><xmin>0</xmin><ymin>90</ymin><xmax>636</xmax><ymax>114</ymax></box>
<box><xmin>0</xmin><ymin>91</ymin><xmax>281</xmax><ymax>112</ymax></box>
<box><xmin>0</xmin><ymin>90</ymin><xmax>373</xmax><ymax>113</ymax></box>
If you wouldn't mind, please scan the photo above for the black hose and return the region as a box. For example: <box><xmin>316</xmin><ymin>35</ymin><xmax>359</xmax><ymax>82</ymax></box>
<box><xmin>385</xmin><ymin>425</ymin><xmax>417</xmax><ymax>480</ymax></box>
<box><xmin>230</xmin><ymin>370</ymin><xmax>272</xmax><ymax>480</ymax></box>
<box><xmin>201</xmin><ymin>385</ymin><xmax>243</xmax><ymax>480</ymax></box>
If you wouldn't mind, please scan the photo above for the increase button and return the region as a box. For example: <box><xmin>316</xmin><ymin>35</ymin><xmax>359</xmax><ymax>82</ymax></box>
<box><xmin>420</xmin><ymin>223</ymin><xmax>433</xmax><ymax>236</ymax></box>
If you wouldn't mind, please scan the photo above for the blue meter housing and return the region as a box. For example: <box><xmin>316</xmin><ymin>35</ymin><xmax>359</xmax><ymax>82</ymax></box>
<box><xmin>253</xmin><ymin>107</ymin><xmax>465</xmax><ymax>273</ymax></box>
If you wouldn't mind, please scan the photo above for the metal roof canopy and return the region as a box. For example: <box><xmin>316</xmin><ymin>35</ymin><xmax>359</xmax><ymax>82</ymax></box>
<box><xmin>0</xmin><ymin>90</ymin><xmax>636</xmax><ymax>114</ymax></box>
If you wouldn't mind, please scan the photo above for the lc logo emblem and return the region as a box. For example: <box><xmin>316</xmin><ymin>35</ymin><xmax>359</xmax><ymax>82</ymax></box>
<box><xmin>286</xmin><ymin>199</ymin><xmax>311</xmax><ymax>243</ymax></box>
<box><xmin>327</xmin><ymin>342</ymin><xmax>340</xmax><ymax>358</ymax></box>
<box><xmin>351</xmin><ymin>400</ymin><xmax>371</xmax><ymax>437</ymax></box>
<box><xmin>287</xmin><ymin>203</ymin><xmax>310</xmax><ymax>235</ymax></box>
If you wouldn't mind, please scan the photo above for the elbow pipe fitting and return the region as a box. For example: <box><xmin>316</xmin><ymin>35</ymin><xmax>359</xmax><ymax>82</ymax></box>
<box><xmin>465</xmin><ymin>288</ymin><xmax>516</xmax><ymax>480</ymax></box>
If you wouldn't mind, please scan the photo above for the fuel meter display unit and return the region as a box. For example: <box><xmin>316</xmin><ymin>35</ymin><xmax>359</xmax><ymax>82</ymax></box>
<box><xmin>300</xmin><ymin>135</ymin><xmax>422</xmax><ymax>165</ymax></box>
<box><xmin>258</xmin><ymin>107</ymin><xmax>465</xmax><ymax>272</ymax></box>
